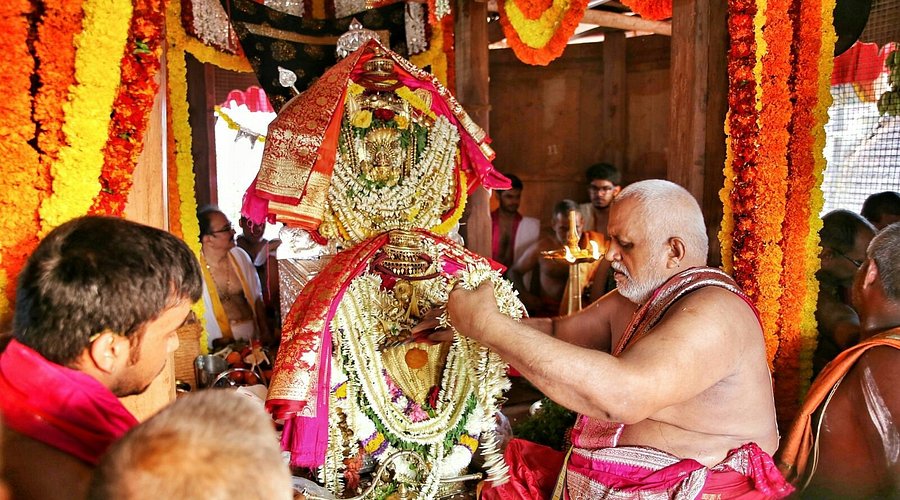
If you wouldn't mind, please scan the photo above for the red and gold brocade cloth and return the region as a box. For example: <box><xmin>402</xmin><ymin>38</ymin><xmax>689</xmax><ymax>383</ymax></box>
<box><xmin>242</xmin><ymin>38</ymin><xmax>509</xmax><ymax>239</ymax></box>
<box><xmin>266</xmin><ymin>229</ymin><xmax>503</xmax><ymax>467</ymax></box>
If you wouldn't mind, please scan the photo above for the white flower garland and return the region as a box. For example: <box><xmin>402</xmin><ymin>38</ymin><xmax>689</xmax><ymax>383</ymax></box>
<box><xmin>323</xmin><ymin>115</ymin><xmax>458</xmax><ymax>245</ymax></box>
<box><xmin>319</xmin><ymin>258</ymin><xmax>522</xmax><ymax>496</ymax></box>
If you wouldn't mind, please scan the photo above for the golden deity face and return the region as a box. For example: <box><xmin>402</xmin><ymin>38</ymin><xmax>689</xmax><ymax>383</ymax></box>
<box><xmin>362</xmin><ymin>127</ymin><xmax>403</xmax><ymax>186</ymax></box>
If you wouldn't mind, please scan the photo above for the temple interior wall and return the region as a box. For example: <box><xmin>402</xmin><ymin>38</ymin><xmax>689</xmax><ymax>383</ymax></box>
<box><xmin>489</xmin><ymin>35</ymin><xmax>672</xmax><ymax>229</ymax></box>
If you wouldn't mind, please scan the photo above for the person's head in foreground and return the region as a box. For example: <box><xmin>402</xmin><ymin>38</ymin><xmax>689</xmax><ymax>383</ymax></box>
<box><xmin>87</xmin><ymin>390</ymin><xmax>293</xmax><ymax>500</ymax></box>
<box><xmin>606</xmin><ymin>179</ymin><xmax>708</xmax><ymax>304</ymax></box>
<box><xmin>14</xmin><ymin>215</ymin><xmax>202</xmax><ymax>396</ymax></box>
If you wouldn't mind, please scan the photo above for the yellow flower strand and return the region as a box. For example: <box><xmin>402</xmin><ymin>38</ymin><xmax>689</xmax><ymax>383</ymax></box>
<box><xmin>431</xmin><ymin>169</ymin><xmax>467</xmax><ymax>235</ymax></box>
<box><xmin>167</xmin><ymin>0</ymin><xmax>208</xmax><ymax>350</ymax></box>
<box><xmin>181</xmin><ymin>31</ymin><xmax>251</xmax><ymax>73</ymax></box>
<box><xmin>395</xmin><ymin>86</ymin><xmax>438</xmax><ymax>120</ymax></box>
<box><xmin>505</xmin><ymin>0</ymin><xmax>570</xmax><ymax>49</ymax></box>
<box><xmin>797</xmin><ymin>0</ymin><xmax>837</xmax><ymax>398</ymax></box>
<box><xmin>214</xmin><ymin>106</ymin><xmax>266</xmax><ymax>143</ymax></box>
<box><xmin>719</xmin><ymin>115</ymin><xmax>735</xmax><ymax>273</ymax></box>
<box><xmin>752</xmin><ymin>0</ymin><xmax>767</xmax><ymax>114</ymax></box>
<box><xmin>39</xmin><ymin>0</ymin><xmax>132</xmax><ymax>235</ymax></box>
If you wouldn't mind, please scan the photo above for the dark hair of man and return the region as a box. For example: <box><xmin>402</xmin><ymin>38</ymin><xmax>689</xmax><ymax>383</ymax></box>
<box><xmin>820</xmin><ymin>209</ymin><xmax>875</xmax><ymax>254</ymax></box>
<box><xmin>197</xmin><ymin>205</ymin><xmax>226</xmax><ymax>240</ymax></box>
<box><xmin>498</xmin><ymin>173</ymin><xmax>523</xmax><ymax>192</ymax></box>
<box><xmin>585</xmin><ymin>163</ymin><xmax>621</xmax><ymax>185</ymax></box>
<box><xmin>553</xmin><ymin>199</ymin><xmax>580</xmax><ymax>217</ymax></box>
<box><xmin>868</xmin><ymin>222</ymin><xmax>900</xmax><ymax>301</ymax></box>
<box><xmin>13</xmin><ymin>216</ymin><xmax>203</xmax><ymax>367</ymax></box>
<box><xmin>861</xmin><ymin>191</ymin><xmax>900</xmax><ymax>224</ymax></box>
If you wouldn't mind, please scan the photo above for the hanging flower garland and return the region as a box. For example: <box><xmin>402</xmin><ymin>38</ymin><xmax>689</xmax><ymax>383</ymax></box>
<box><xmin>772</xmin><ymin>0</ymin><xmax>834</xmax><ymax>427</ymax></box>
<box><xmin>90</xmin><ymin>0</ymin><xmax>166</xmax><ymax>217</ymax></box>
<box><xmin>167</xmin><ymin>0</ymin><xmax>216</xmax><ymax>349</ymax></box>
<box><xmin>214</xmin><ymin>105</ymin><xmax>267</xmax><ymax>145</ymax></box>
<box><xmin>497</xmin><ymin>0</ymin><xmax>588</xmax><ymax>66</ymax></box>
<box><xmin>410</xmin><ymin>11</ymin><xmax>454</xmax><ymax>90</ymax></box>
<box><xmin>32</xmin><ymin>0</ymin><xmax>83</xmax><ymax>163</ymax></box>
<box><xmin>38</xmin><ymin>0</ymin><xmax>133</xmax><ymax>235</ymax></box>
<box><xmin>619</xmin><ymin>0</ymin><xmax>671</xmax><ymax>21</ymax></box>
<box><xmin>721</xmin><ymin>0</ymin><xmax>836</xmax><ymax>427</ymax></box>
<box><xmin>0</xmin><ymin>0</ymin><xmax>46</xmax><ymax>324</ymax></box>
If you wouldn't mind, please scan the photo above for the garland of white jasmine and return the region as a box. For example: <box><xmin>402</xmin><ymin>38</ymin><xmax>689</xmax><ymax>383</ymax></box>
<box><xmin>326</xmin><ymin>263</ymin><xmax>520</xmax><ymax>497</ymax></box>
<box><xmin>323</xmin><ymin>115</ymin><xmax>459</xmax><ymax>245</ymax></box>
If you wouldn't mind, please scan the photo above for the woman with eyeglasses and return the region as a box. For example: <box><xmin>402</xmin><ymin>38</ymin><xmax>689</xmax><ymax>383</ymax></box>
<box><xmin>197</xmin><ymin>206</ymin><xmax>271</xmax><ymax>349</ymax></box>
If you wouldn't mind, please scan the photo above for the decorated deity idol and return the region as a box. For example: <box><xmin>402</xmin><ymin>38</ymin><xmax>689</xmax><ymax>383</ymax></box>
<box><xmin>242</xmin><ymin>33</ymin><xmax>522</xmax><ymax>498</ymax></box>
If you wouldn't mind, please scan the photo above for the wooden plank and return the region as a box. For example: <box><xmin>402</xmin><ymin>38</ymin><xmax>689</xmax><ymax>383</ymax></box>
<box><xmin>186</xmin><ymin>55</ymin><xmax>216</xmax><ymax>208</ymax></box>
<box><xmin>602</xmin><ymin>31</ymin><xmax>627</xmax><ymax>170</ymax></box>
<box><xmin>581</xmin><ymin>9</ymin><xmax>672</xmax><ymax>36</ymax></box>
<box><xmin>703</xmin><ymin>0</ymin><xmax>728</xmax><ymax>266</ymax></box>
<box><xmin>667</xmin><ymin>0</ymin><xmax>709</xmax><ymax>200</ymax></box>
<box><xmin>121</xmin><ymin>79</ymin><xmax>177</xmax><ymax>421</ymax></box>
<box><xmin>456</xmin><ymin>0</ymin><xmax>492</xmax><ymax>258</ymax></box>
<box><xmin>667</xmin><ymin>0</ymin><xmax>728</xmax><ymax>264</ymax></box>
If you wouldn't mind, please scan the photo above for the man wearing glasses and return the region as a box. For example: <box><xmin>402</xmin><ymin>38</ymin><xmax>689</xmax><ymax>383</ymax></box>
<box><xmin>578</xmin><ymin>163</ymin><xmax>622</xmax><ymax>300</ymax></box>
<box><xmin>577</xmin><ymin>163</ymin><xmax>622</xmax><ymax>236</ymax></box>
<box><xmin>197</xmin><ymin>207</ymin><xmax>270</xmax><ymax>349</ymax></box>
<box><xmin>813</xmin><ymin>209</ymin><xmax>876</xmax><ymax>376</ymax></box>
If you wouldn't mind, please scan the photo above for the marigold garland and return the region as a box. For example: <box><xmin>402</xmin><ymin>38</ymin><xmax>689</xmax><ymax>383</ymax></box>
<box><xmin>773</xmin><ymin>0</ymin><xmax>820</xmax><ymax>429</ymax></box>
<box><xmin>167</xmin><ymin>0</ymin><xmax>238</xmax><ymax>351</ymax></box>
<box><xmin>410</xmin><ymin>13</ymin><xmax>451</xmax><ymax>88</ymax></box>
<box><xmin>38</xmin><ymin>0</ymin><xmax>133</xmax><ymax>235</ymax></box>
<box><xmin>721</xmin><ymin>0</ymin><xmax>836</xmax><ymax>427</ymax></box>
<box><xmin>0</xmin><ymin>0</ymin><xmax>45</xmax><ymax>324</ymax></box>
<box><xmin>32</xmin><ymin>0</ymin><xmax>83</xmax><ymax>162</ymax></box>
<box><xmin>90</xmin><ymin>0</ymin><xmax>165</xmax><ymax>217</ymax></box>
<box><xmin>619</xmin><ymin>0</ymin><xmax>672</xmax><ymax>21</ymax></box>
<box><xmin>754</xmin><ymin>0</ymin><xmax>793</xmax><ymax>363</ymax></box>
<box><xmin>497</xmin><ymin>0</ymin><xmax>588</xmax><ymax>66</ymax></box>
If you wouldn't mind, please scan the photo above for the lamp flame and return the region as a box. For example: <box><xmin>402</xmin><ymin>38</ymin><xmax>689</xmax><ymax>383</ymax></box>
<box><xmin>590</xmin><ymin>240</ymin><xmax>600</xmax><ymax>259</ymax></box>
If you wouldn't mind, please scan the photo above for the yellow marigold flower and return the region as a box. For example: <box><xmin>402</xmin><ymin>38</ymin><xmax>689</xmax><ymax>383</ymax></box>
<box><xmin>395</xmin><ymin>114</ymin><xmax>410</xmax><ymax>129</ymax></box>
<box><xmin>351</xmin><ymin>110</ymin><xmax>372</xmax><ymax>129</ymax></box>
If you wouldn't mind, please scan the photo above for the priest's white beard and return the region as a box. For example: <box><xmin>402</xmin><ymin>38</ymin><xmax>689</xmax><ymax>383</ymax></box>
<box><xmin>612</xmin><ymin>254</ymin><xmax>670</xmax><ymax>305</ymax></box>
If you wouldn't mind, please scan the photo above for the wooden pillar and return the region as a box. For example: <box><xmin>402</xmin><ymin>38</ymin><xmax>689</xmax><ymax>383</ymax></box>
<box><xmin>667</xmin><ymin>0</ymin><xmax>727</xmax><ymax>263</ymax></box>
<box><xmin>602</xmin><ymin>31</ymin><xmax>627</xmax><ymax>169</ymax></box>
<box><xmin>455</xmin><ymin>0</ymin><xmax>492</xmax><ymax>258</ymax></box>
<box><xmin>186</xmin><ymin>54</ymin><xmax>218</xmax><ymax>208</ymax></box>
<box><xmin>120</xmin><ymin>77</ymin><xmax>176</xmax><ymax>421</ymax></box>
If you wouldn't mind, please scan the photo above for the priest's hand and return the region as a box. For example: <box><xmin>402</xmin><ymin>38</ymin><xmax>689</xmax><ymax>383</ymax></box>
<box><xmin>409</xmin><ymin>307</ymin><xmax>453</xmax><ymax>344</ymax></box>
<box><xmin>447</xmin><ymin>280</ymin><xmax>499</xmax><ymax>342</ymax></box>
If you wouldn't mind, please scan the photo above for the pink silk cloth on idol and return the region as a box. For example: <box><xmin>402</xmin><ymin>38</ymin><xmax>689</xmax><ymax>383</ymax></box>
<box><xmin>0</xmin><ymin>339</ymin><xmax>138</xmax><ymax>465</ymax></box>
<box><xmin>266</xmin><ymin>229</ymin><xmax>504</xmax><ymax>467</ymax></box>
<box><xmin>483</xmin><ymin>267</ymin><xmax>794</xmax><ymax>499</ymax></box>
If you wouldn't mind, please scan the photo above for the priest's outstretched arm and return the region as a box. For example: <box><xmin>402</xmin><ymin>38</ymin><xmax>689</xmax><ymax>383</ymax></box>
<box><xmin>446</xmin><ymin>281</ymin><xmax>753</xmax><ymax>424</ymax></box>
